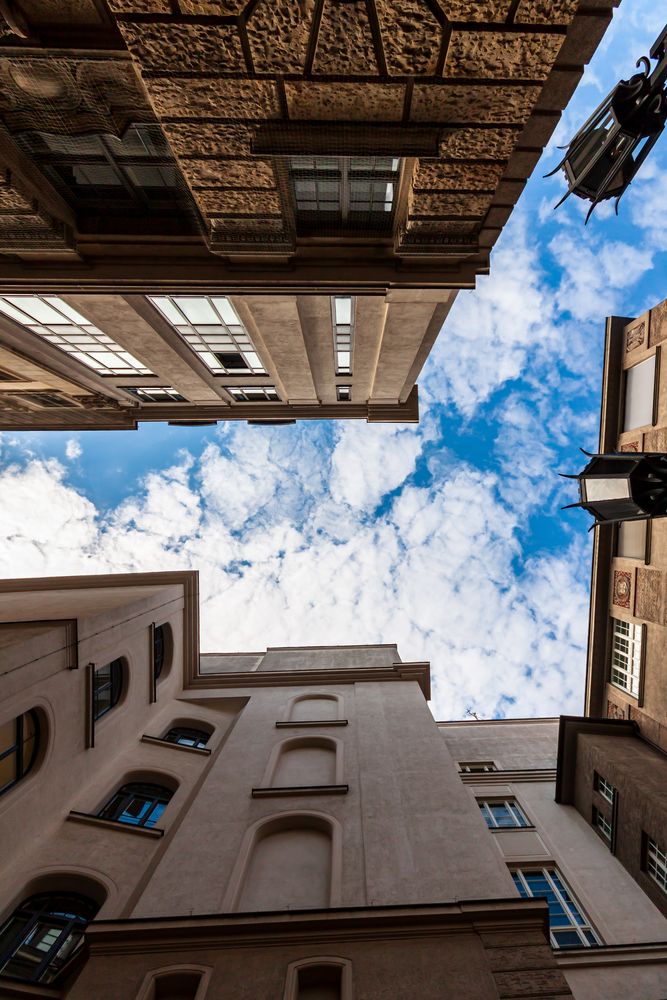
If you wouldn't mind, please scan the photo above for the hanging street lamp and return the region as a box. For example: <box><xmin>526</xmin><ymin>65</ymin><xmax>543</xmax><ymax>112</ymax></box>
<box><xmin>547</xmin><ymin>23</ymin><xmax>667</xmax><ymax>222</ymax></box>
<box><xmin>561</xmin><ymin>450</ymin><xmax>667</xmax><ymax>527</ymax></box>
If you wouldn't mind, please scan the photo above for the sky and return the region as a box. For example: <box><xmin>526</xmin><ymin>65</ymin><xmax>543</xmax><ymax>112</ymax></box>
<box><xmin>1</xmin><ymin>0</ymin><xmax>666</xmax><ymax>722</ymax></box>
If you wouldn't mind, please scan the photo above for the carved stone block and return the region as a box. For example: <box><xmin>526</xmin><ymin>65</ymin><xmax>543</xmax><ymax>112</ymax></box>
<box><xmin>515</xmin><ymin>0</ymin><xmax>579</xmax><ymax>24</ymax></box>
<box><xmin>247</xmin><ymin>0</ymin><xmax>314</xmax><ymax>74</ymax></box>
<box><xmin>415</xmin><ymin>160</ymin><xmax>505</xmax><ymax>190</ymax></box>
<box><xmin>433</xmin><ymin>0</ymin><xmax>513</xmax><ymax>20</ymax></box>
<box><xmin>439</xmin><ymin>127</ymin><xmax>518</xmax><ymax>159</ymax></box>
<box><xmin>412</xmin><ymin>84</ymin><xmax>540</xmax><ymax>123</ymax></box>
<box><xmin>179</xmin><ymin>0</ymin><xmax>248</xmax><ymax>11</ymax></box>
<box><xmin>606</xmin><ymin>699</ymin><xmax>627</xmax><ymax>720</ymax></box>
<box><xmin>165</xmin><ymin>123</ymin><xmax>254</xmax><ymax>159</ymax></box>
<box><xmin>119</xmin><ymin>22</ymin><xmax>245</xmax><ymax>73</ymax></box>
<box><xmin>314</xmin><ymin>0</ymin><xmax>378</xmax><ymax>76</ymax></box>
<box><xmin>149</xmin><ymin>78</ymin><xmax>281</xmax><ymax>120</ymax></box>
<box><xmin>182</xmin><ymin>159</ymin><xmax>275</xmax><ymax>189</ymax></box>
<box><xmin>409</xmin><ymin>190</ymin><xmax>493</xmax><ymax>216</ymax></box>
<box><xmin>197</xmin><ymin>188</ymin><xmax>282</xmax><ymax>215</ymax></box>
<box><xmin>625</xmin><ymin>319</ymin><xmax>646</xmax><ymax>353</ymax></box>
<box><xmin>649</xmin><ymin>298</ymin><xmax>667</xmax><ymax>346</ymax></box>
<box><xmin>107</xmin><ymin>0</ymin><xmax>171</xmax><ymax>10</ymax></box>
<box><xmin>644</xmin><ymin>428</ymin><xmax>667</xmax><ymax>451</ymax></box>
<box><xmin>375</xmin><ymin>0</ymin><xmax>441</xmax><ymax>76</ymax></box>
<box><xmin>635</xmin><ymin>568</ymin><xmax>662</xmax><ymax>623</ymax></box>
<box><xmin>446</xmin><ymin>30</ymin><xmax>563</xmax><ymax>80</ymax></box>
<box><xmin>285</xmin><ymin>82</ymin><xmax>405</xmax><ymax>121</ymax></box>
<box><xmin>405</xmin><ymin>219</ymin><xmax>478</xmax><ymax>235</ymax></box>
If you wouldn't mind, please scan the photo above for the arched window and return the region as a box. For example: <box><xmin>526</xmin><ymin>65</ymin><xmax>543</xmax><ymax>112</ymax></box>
<box><xmin>163</xmin><ymin>727</ymin><xmax>210</xmax><ymax>750</ymax></box>
<box><xmin>99</xmin><ymin>782</ymin><xmax>172</xmax><ymax>829</ymax></box>
<box><xmin>92</xmin><ymin>659</ymin><xmax>123</xmax><ymax>721</ymax></box>
<box><xmin>0</xmin><ymin>710</ymin><xmax>40</xmax><ymax>797</ymax></box>
<box><xmin>0</xmin><ymin>892</ymin><xmax>99</xmax><ymax>983</ymax></box>
<box><xmin>284</xmin><ymin>958</ymin><xmax>353</xmax><ymax>1000</ymax></box>
<box><xmin>289</xmin><ymin>695</ymin><xmax>341</xmax><ymax>723</ymax></box>
<box><xmin>153</xmin><ymin>970</ymin><xmax>204</xmax><ymax>1000</ymax></box>
<box><xmin>153</xmin><ymin>625</ymin><xmax>166</xmax><ymax>680</ymax></box>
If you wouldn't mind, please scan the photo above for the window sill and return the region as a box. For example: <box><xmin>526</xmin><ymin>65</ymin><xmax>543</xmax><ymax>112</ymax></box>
<box><xmin>141</xmin><ymin>734</ymin><xmax>211</xmax><ymax>756</ymax></box>
<box><xmin>275</xmin><ymin>720</ymin><xmax>348</xmax><ymax>728</ymax></box>
<box><xmin>489</xmin><ymin>825</ymin><xmax>536</xmax><ymax>832</ymax></box>
<box><xmin>68</xmin><ymin>810</ymin><xmax>164</xmax><ymax>838</ymax></box>
<box><xmin>252</xmin><ymin>784</ymin><xmax>349</xmax><ymax>798</ymax></box>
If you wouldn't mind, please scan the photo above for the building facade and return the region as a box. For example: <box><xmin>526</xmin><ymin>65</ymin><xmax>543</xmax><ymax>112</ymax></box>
<box><xmin>559</xmin><ymin>293</ymin><xmax>667</xmax><ymax>921</ymax></box>
<box><xmin>0</xmin><ymin>571</ymin><xmax>575</xmax><ymax>999</ymax></box>
<box><xmin>2</xmin><ymin>571</ymin><xmax>667</xmax><ymax>998</ymax></box>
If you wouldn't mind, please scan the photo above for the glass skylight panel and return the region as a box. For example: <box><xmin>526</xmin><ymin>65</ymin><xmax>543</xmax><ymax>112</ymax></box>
<box><xmin>227</xmin><ymin>386</ymin><xmax>280</xmax><ymax>402</ymax></box>
<box><xmin>332</xmin><ymin>296</ymin><xmax>354</xmax><ymax>375</ymax></box>
<box><xmin>0</xmin><ymin>295</ymin><xmax>152</xmax><ymax>376</ymax></box>
<box><xmin>124</xmin><ymin>386</ymin><xmax>185</xmax><ymax>403</ymax></box>
<box><xmin>149</xmin><ymin>295</ymin><xmax>267</xmax><ymax>376</ymax></box>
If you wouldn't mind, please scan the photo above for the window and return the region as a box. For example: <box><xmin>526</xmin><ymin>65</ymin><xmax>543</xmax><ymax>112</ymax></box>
<box><xmin>512</xmin><ymin>868</ymin><xmax>599</xmax><ymax>949</ymax></box>
<box><xmin>332</xmin><ymin>297</ymin><xmax>354</xmax><ymax>375</ymax></box>
<box><xmin>594</xmin><ymin>772</ymin><xmax>615</xmax><ymax>805</ymax></box>
<box><xmin>92</xmin><ymin>659</ymin><xmax>123</xmax><ymax>721</ymax></box>
<box><xmin>163</xmin><ymin>726</ymin><xmax>210</xmax><ymax>749</ymax></box>
<box><xmin>0</xmin><ymin>296</ymin><xmax>153</xmax><ymax>376</ymax></box>
<box><xmin>610</xmin><ymin>618</ymin><xmax>642</xmax><ymax>696</ymax></box>
<box><xmin>479</xmin><ymin>799</ymin><xmax>530</xmax><ymax>829</ymax></box>
<box><xmin>646</xmin><ymin>837</ymin><xmax>667</xmax><ymax>893</ymax></box>
<box><xmin>153</xmin><ymin>624</ymin><xmax>166</xmax><ymax>680</ymax></box>
<box><xmin>149</xmin><ymin>295</ymin><xmax>266</xmax><ymax>376</ymax></box>
<box><xmin>0</xmin><ymin>892</ymin><xmax>98</xmax><ymax>983</ymax></box>
<box><xmin>290</xmin><ymin>156</ymin><xmax>400</xmax><ymax>233</ymax></box>
<box><xmin>459</xmin><ymin>762</ymin><xmax>497</xmax><ymax>773</ymax></box>
<box><xmin>336</xmin><ymin>386</ymin><xmax>351</xmax><ymax>402</ymax></box>
<box><xmin>592</xmin><ymin>805</ymin><xmax>612</xmax><ymax>844</ymax></box>
<box><xmin>98</xmin><ymin>781</ymin><xmax>172</xmax><ymax>829</ymax></box>
<box><xmin>125</xmin><ymin>387</ymin><xmax>186</xmax><ymax>403</ymax></box>
<box><xmin>616</xmin><ymin>519</ymin><xmax>647</xmax><ymax>560</ymax></box>
<box><xmin>227</xmin><ymin>385</ymin><xmax>280</xmax><ymax>402</ymax></box>
<box><xmin>623</xmin><ymin>355</ymin><xmax>656</xmax><ymax>431</ymax></box>
<box><xmin>0</xmin><ymin>710</ymin><xmax>39</xmax><ymax>797</ymax></box>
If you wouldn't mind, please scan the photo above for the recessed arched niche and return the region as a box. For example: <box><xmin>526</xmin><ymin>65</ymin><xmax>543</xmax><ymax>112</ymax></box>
<box><xmin>271</xmin><ymin>737</ymin><xmax>340</xmax><ymax>788</ymax></box>
<box><xmin>289</xmin><ymin>695</ymin><xmax>341</xmax><ymax>723</ymax></box>
<box><xmin>283</xmin><ymin>958</ymin><xmax>353</xmax><ymax>1000</ymax></box>
<box><xmin>229</xmin><ymin>813</ymin><xmax>342</xmax><ymax>913</ymax></box>
<box><xmin>135</xmin><ymin>965</ymin><xmax>211</xmax><ymax>1000</ymax></box>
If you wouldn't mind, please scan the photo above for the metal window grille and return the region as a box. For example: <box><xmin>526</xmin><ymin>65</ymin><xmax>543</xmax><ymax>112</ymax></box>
<box><xmin>512</xmin><ymin>868</ymin><xmax>599</xmax><ymax>949</ymax></box>
<box><xmin>0</xmin><ymin>892</ymin><xmax>98</xmax><ymax>984</ymax></box>
<box><xmin>164</xmin><ymin>726</ymin><xmax>210</xmax><ymax>749</ymax></box>
<box><xmin>148</xmin><ymin>295</ymin><xmax>267</xmax><ymax>376</ymax></box>
<box><xmin>0</xmin><ymin>296</ymin><xmax>152</xmax><ymax>376</ymax></box>
<box><xmin>594</xmin><ymin>772</ymin><xmax>615</xmax><ymax>805</ymax></box>
<box><xmin>610</xmin><ymin>618</ymin><xmax>642</xmax><ymax>696</ymax></box>
<box><xmin>332</xmin><ymin>296</ymin><xmax>354</xmax><ymax>375</ymax></box>
<box><xmin>289</xmin><ymin>156</ymin><xmax>400</xmax><ymax>234</ymax></box>
<box><xmin>647</xmin><ymin>838</ymin><xmax>667</xmax><ymax>892</ymax></box>
<box><xmin>124</xmin><ymin>386</ymin><xmax>186</xmax><ymax>403</ymax></box>
<box><xmin>459</xmin><ymin>762</ymin><xmax>497</xmax><ymax>773</ymax></box>
<box><xmin>0</xmin><ymin>710</ymin><xmax>39</xmax><ymax>797</ymax></box>
<box><xmin>593</xmin><ymin>805</ymin><xmax>613</xmax><ymax>843</ymax></box>
<box><xmin>479</xmin><ymin>799</ymin><xmax>530</xmax><ymax>829</ymax></box>
<box><xmin>227</xmin><ymin>386</ymin><xmax>280</xmax><ymax>402</ymax></box>
<box><xmin>98</xmin><ymin>781</ymin><xmax>172</xmax><ymax>829</ymax></box>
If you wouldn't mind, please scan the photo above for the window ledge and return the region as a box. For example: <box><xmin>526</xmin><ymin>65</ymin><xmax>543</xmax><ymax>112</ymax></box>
<box><xmin>68</xmin><ymin>810</ymin><xmax>164</xmax><ymax>838</ymax></box>
<box><xmin>275</xmin><ymin>720</ymin><xmax>348</xmax><ymax>728</ymax></box>
<box><xmin>141</xmin><ymin>734</ymin><xmax>211</xmax><ymax>756</ymax></box>
<box><xmin>489</xmin><ymin>825</ymin><xmax>536</xmax><ymax>832</ymax></box>
<box><xmin>252</xmin><ymin>784</ymin><xmax>349</xmax><ymax>798</ymax></box>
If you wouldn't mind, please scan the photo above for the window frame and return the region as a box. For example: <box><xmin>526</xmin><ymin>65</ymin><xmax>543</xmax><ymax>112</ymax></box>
<box><xmin>331</xmin><ymin>296</ymin><xmax>355</xmax><ymax>376</ymax></box>
<box><xmin>645</xmin><ymin>836</ymin><xmax>667</xmax><ymax>894</ymax></box>
<box><xmin>609</xmin><ymin>617</ymin><xmax>643</xmax><ymax>698</ymax></box>
<box><xmin>511</xmin><ymin>867</ymin><xmax>600</xmax><ymax>949</ymax></box>
<box><xmin>478</xmin><ymin>798</ymin><xmax>531</xmax><ymax>829</ymax></box>
<box><xmin>289</xmin><ymin>155</ymin><xmax>401</xmax><ymax>235</ymax></box>
<box><xmin>593</xmin><ymin>771</ymin><xmax>615</xmax><ymax>805</ymax></box>
<box><xmin>163</xmin><ymin>726</ymin><xmax>211</xmax><ymax>750</ymax></box>
<box><xmin>458</xmin><ymin>761</ymin><xmax>497</xmax><ymax>774</ymax></box>
<box><xmin>592</xmin><ymin>804</ymin><xmax>613</xmax><ymax>845</ymax></box>
<box><xmin>0</xmin><ymin>710</ymin><xmax>40</xmax><ymax>798</ymax></box>
<box><xmin>98</xmin><ymin>781</ymin><xmax>172</xmax><ymax>829</ymax></box>
<box><xmin>0</xmin><ymin>892</ymin><xmax>98</xmax><ymax>984</ymax></box>
<box><xmin>92</xmin><ymin>659</ymin><xmax>123</xmax><ymax>722</ymax></box>
<box><xmin>621</xmin><ymin>349</ymin><xmax>659</xmax><ymax>432</ymax></box>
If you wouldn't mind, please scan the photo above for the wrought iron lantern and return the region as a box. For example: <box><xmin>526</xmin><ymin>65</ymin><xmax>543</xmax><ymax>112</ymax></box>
<box><xmin>547</xmin><ymin>23</ymin><xmax>667</xmax><ymax>222</ymax></box>
<box><xmin>561</xmin><ymin>451</ymin><xmax>667</xmax><ymax>526</ymax></box>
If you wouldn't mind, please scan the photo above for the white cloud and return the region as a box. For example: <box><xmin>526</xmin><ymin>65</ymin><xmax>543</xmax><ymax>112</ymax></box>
<box><xmin>65</xmin><ymin>439</ymin><xmax>82</xmax><ymax>460</ymax></box>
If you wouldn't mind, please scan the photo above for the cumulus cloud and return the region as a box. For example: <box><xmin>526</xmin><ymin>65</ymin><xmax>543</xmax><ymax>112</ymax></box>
<box><xmin>65</xmin><ymin>439</ymin><xmax>82</xmax><ymax>460</ymax></box>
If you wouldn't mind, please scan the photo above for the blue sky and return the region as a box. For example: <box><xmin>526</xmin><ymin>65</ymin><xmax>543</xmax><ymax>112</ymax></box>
<box><xmin>1</xmin><ymin>0</ymin><xmax>666</xmax><ymax>721</ymax></box>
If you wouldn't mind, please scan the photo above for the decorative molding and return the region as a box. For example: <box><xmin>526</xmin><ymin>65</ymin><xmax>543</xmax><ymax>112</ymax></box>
<box><xmin>251</xmin><ymin>784</ymin><xmax>349</xmax><ymax>798</ymax></box>
<box><xmin>68</xmin><ymin>811</ymin><xmax>164</xmax><ymax>839</ymax></box>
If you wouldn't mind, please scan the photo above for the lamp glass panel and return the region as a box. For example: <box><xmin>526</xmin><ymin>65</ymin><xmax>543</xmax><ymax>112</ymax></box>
<box><xmin>583</xmin><ymin>478</ymin><xmax>631</xmax><ymax>501</ymax></box>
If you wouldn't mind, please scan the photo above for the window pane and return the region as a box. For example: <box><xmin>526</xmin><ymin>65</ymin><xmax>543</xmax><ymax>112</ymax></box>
<box><xmin>624</xmin><ymin>355</ymin><xmax>656</xmax><ymax>431</ymax></box>
<box><xmin>172</xmin><ymin>297</ymin><xmax>218</xmax><ymax>325</ymax></box>
<box><xmin>617</xmin><ymin>519</ymin><xmax>646</xmax><ymax>559</ymax></box>
<box><xmin>0</xmin><ymin>749</ymin><xmax>17</xmax><ymax>791</ymax></box>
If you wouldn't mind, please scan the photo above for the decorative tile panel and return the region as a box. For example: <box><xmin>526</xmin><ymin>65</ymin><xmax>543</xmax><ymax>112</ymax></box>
<box><xmin>625</xmin><ymin>319</ymin><xmax>646</xmax><ymax>353</ymax></box>
<box><xmin>635</xmin><ymin>568</ymin><xmax>662</xmax><ymax>623</ymax></box>
<box><xmin>612</xmin><ymin>570</ymin><xmax>632</xmax><ymax>610</ymax></box>
<box><xmin>620</xmin><ymin>440</ymin><xmax>641</xmax><ymax>452</ymax></box>
<box><xmin>606</xmin><ymin>699</ymin><xmax>626</xmax><ymax>720</ymax></box>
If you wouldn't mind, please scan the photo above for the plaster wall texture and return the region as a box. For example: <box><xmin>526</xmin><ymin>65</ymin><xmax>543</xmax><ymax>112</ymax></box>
<box><xmin>258</xmin><ymin>645</ymin><xmax>400</xmax><ymax>671</ymax></box>
<box><xmin>439</xmin><ymin>719</ymin><xmax>558</xmax><ymax>769</ymax></box>
<box><xmin>563</xmin><ymin>963</ymin><xmax>667</xmax><ymax>1000</ymax></box>
<box><xmin>131</xmin><ymin>676</ymin><xmax>514</xmax><ymax>919</ymax></box>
